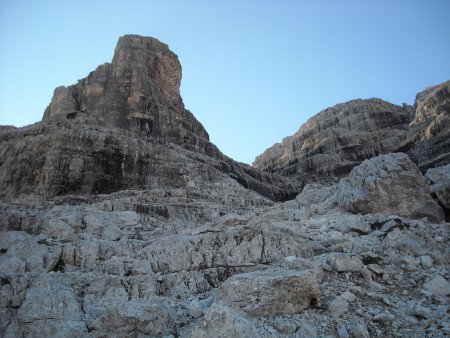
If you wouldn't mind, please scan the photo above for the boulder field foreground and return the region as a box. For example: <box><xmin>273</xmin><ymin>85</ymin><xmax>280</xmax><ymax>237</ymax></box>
<box><xmin>0</xmin><ymin>35</ymin><xmax>449</xmax><ymax>337</ymax></box>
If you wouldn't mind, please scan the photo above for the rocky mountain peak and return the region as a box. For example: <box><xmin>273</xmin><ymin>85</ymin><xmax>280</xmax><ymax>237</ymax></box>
<box><xmin>43</xmin><ymin>34</ymin><xmax>209</xmax><ymax>148</ymax></box>
<box><xmin>0</xmin><ymin>35</ymin><xmax>297</xmax><ymax>200</ymax></box>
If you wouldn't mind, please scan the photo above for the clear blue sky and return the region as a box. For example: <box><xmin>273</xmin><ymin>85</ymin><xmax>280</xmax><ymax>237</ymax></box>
<box><xmin>1</xmin><ymin>0</ymin><xmax>449</xmax><ymax>164</ymax></box>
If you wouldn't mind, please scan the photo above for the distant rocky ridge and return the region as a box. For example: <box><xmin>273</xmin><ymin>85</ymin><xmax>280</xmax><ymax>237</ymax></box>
<box><xmin>0</xmin><ymin>35</ymin><xmax>449</xmax><ymax>337</ymax></box>
<box><xmin>253</xmin><ymin>80</ymin><xmax>450</xmax><ymax>183</ymax></box>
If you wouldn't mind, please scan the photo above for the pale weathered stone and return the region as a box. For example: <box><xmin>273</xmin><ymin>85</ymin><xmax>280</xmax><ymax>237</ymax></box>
<box><xmin>419</xmin><ymin>255</ymin><xmax>433</xmax><ymax>269</ymax></box>
<box><xmin>423</xmin><ymin>275</ymin><xmax>450</xmax><ymax>296</ymax></box>
<box><xmin>336</xmin><ymin>153</ymin><xmax>444</xmax><ymax>222</ymax></box>
<box><xmin>349</xmin><ymin>322</ymin><xmax>370</xmax><ymax>338</ymax></box>
<box><xmin>99</xmin><ymin>300</ymin><xmax>177</xmax><ymax>337</ymax></box>
<box><xmin>328</xmin><ymin>296</ymin><xmax>349</xmax><ymax>318</ymax></box>
<box><xmin>189</xmin><ymin>299</ymin><xmax>204</xmax><ymax>318</ymax></box>
<box><xmin>190</xmin><ymin>304</ymin><xmax>258</xmax><ymax>338</ymax></box>
<box><xmin>217</xmin><ymin>268</ymin><xmax>320</xmax><ymax>317</ymax></box>
<box><xmin>403</xmin><ymin>80</ymin><xmax>450</xmax><ymax>170</ymax></box>
<box><xmin>329</xmin><ymin>254</ymin><xmax>363</xmax><ymax>273</ymax></box>
<box><xmin>425</xmin><ymin>164</ymin><xmax>450</xmax><ymax>219</ymax></box>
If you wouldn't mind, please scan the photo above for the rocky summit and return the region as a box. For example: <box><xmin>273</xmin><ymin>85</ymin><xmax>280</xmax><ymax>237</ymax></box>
<box><xmin>0</xmin><ymin>35</ymin><xmax>449</xmax><ymax>338</ymax></box>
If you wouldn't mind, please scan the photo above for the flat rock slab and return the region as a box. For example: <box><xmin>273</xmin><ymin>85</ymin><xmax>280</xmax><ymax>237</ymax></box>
<box><xmin>217</xmin><ymin>268</ymin><xmax>320</xmax><ymax>317</ymax></box>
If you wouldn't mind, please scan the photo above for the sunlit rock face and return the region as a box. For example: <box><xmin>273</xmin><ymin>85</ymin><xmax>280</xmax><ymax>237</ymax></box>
<box><xmin>399</xmin><ymin>80</ymin><xmax>450</xmax><ymax>171</ymax></box>
<box><xmin>253</xmin><ymin>98</ymin><xmax>412</xmax><ymax>182</ymax></box>
<box><xmin>0</xmin><ymin>35</ymin><xmax>298</xmax><ymax>200</ymax></box>
<box><xmin>254</xmin><ymin>80</ymin><xmax>450</xmax><ymax>184</ymax></box>
<box><xmin>43</xmin><ymin>35</ymin><xmax>210</xmax><ymax>150</ymax></box>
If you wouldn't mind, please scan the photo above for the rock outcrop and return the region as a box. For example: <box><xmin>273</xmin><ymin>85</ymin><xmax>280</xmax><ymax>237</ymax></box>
<box><xmin>337</xmin><ymin>153</ymin><xmax>444</xmax><ymax>222</ymax></box>
<box><xmin>43</xmin><ymin>35</ymin><xmax>209</xmax><ymax>152</ymax></box>
<box><xmin>398</xmin><ymin>80</ymin><xmax>450</xmax><ymax>171</ymax></box>
<box><xmin>0</xmin><ymin>35</ymin><xmax>298</xmax><ymax>201</ymax></box>
<box><xmin>253</xmin><ymin>81</ymin><xmax>450</xmax><ymax>185</ymax></box>
<box><xmin>1</xmin><ymin>35</ymin><xmax>449</xmax><ymax>337</ymax></box>
<box><xmin>253</xmin><ymin>98</ymin><xmax>412</xmax><ymax>182</ymax></box>
<box><xmin>2</xmin><ymin>151</ymin><xmax>448</xmax><ymax>337</ymax></box>
<box><xmin>426</xmin><ymin>164</ymin><xmax>450</xmax><ymax>220</ymax></box>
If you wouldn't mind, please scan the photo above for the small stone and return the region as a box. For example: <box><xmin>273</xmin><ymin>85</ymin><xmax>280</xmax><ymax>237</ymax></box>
<box><xmin>373</xmin><ymin>313</ymin><xmax>395</xmax><ymax>324</ymax></box>
<box><xmin>322</xmin><ymin>263</ymin><xmax>333</xmax><ymax>272</ymax></box>
<box><xmin>341</xmin><ymin>291</ymin><xmax>357</xmax><ymax>302</ymax></box>
<box><xmin>349</xmin><ymin>322</ymin><xmax>370</xmax><ymax>338</ymax></box>
<box><xmin>405</xmin><ymin>316</ymin><xmax>419</xmax><ymax>325</ymax></box>
<box><xmin>338</xmin><ymin>325</ymin><xmax>350</xmax><ymax>338</ymax></box>
<box><xmin>402</xmin><ymin>255</ymin><xmax>418</xmax><ymax>271</ymax></box>
<box><xmin>419</xmin><ymin>255</ymin><xmax>433</xmax><ymax>269</ymax></box>
<box><xmin>423</xmin><ymin>275</ymin><xmax>450</xmax><ymax>296</ymax></box>
<box><xmin>434</xmin><ymin>235</ymin><xmax>444</xmax><ymax>243</ymax></box>
<box><xmin>328</xmin><ymin>297</ymin><xmax>348</xmax><ymax>317</ymax></box>
<box><xmin>330</xmin><ymin>254</ymin><xmax>363</xmax><ymax>273</ymax></box>
<box><xmin>349</xmin><ymin>286</ymin><xmax>364</xmax><ymax>296</ymax></box>
<box><xmin>189</xmin><ymin>299</ymin><xmax>204</xmax><ymax>319</ymax></box>
<box><xmin>274</xmin><ymin>322</ymin><xmax>298</xmax><ymax>334</ymax></box>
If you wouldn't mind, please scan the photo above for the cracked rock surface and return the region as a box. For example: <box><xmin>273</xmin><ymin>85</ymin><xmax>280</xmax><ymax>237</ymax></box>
<box><xmin>1</xmin><ymin>35</ymin><xmax>449</xmax><ymax>337</ymax></box>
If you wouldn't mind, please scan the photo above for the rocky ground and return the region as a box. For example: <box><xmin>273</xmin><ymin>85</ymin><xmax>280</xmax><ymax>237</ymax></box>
<box><xmin>1</xmin><ymin>153</ymin><xmax>449</xmax><ymax>337</ymax></box>
<box><xmin>0</xmin><ymin>35</ymin><xmax>449</xmax><ymax>337</ymax></box>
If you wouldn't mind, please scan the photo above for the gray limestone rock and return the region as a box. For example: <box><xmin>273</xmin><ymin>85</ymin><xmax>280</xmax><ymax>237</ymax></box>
<box><xmin>400</xmin><ymin>80</ymin><xmax>450</xmax><ymax>171</ymax></box>
<box><xmin>0</xmin><ymin>231</ymin><xmax>61</xmax><ymax>278</ymax></box>
<box><xmin>43</xmin><ymin>35</ymin><xmax>210</xmax><ymax>151</ymax></box>
<box><xmin>425</xmin><ymin>164</ymin><xmax>450</xmax><ymax>219</ymax></box>
<box><xmin>253</xmin><ymin>98</ymin><xmax>412</xmax><ymax>182</ymax></box>
<box><xmin>98</xmin><ymin>300</ymin><xmax>177</xmax><ymax>337</ymax></box>
<box><xmin>190</xmin><ymin>304</ymin><xmax>258</xmax><ymax>338</ymax></box>
<box><xmin>0</xmin><ymin>35</ymin><xmax>298</xmax><ymax>202</ymax></box>
<box><xmin>349</xmin><ymin>322</ymin><xmax>370</xmax><ymax>338</ymax></box>
<box><xmin>423</xmin><ymin>275</ymin><xmax>450</xmax><ymax>296</ymax></box>
<box><xmin>329</xmin><ymin>254</ymin><xmax>363</xmax><ymax>273</ymax></box>
<box><xmin>336</xmin><ymin>153</ymin><xmax>444</xmax><ymax>222</ymax></box>
<box><xmin>217</xmin><ymin>268</ymin><xmax>320</xmax><ymax>317</ymax></box>
<box><xmin>5</xmin><ymin>275</ymin><xmax>88</xmax><ymax>338</ymax></box>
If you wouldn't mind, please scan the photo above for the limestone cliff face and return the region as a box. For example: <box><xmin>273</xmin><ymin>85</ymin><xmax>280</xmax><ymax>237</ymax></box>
<box><xmin>43</xmin><ymin>35</ymin><xmax>209</xmax><ymax>152</ymax></box>
<box><xmin>398</xmin><ymin>80</ymin><xmax>450</xmax><ymax>170</ymax></box>
<box><xmin>0</xmin><ymin>35</ymin><xmax>298</xmax><ymax>201</ymax></box>
<box><xmin>253</xmin><ymin>98</ymin><xmax>412</xmax><ymax>182</ymax></box>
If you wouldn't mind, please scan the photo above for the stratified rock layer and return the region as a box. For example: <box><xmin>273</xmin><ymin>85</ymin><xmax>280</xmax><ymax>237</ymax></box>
<box><xmin>0</xmin><ymin>35</ymin><xmax>298</xmax><ymax>201</ymax></box>
<box><xmin>254</xmin><ymin>81</ymin><xmax>450</xmax><ymax>183</ymax></box>
<box><xmin>43</xmin><ymin>35</ymin><xmax>209</xmax><ymax>152</ymax></box>
<box><xmin>398</xmin><ymin>80</ymin><xmax>450</xmax><ymax>171</ymax></box>
<box><xmin>1</xmin><ymin>152</ymin><xmax>448</xmax><ymax>337</ymax></box>
<box><xmin>253</xmin><ymin>98</ymin><xmax>412</xmax><ymax>182</ymax></box>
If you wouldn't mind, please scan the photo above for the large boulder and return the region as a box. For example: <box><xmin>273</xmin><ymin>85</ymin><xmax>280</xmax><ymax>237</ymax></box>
<box><xmin>4</xmin><ymin>275</ymin><xmax>87</xmax><ymax>338</ymax></box>
<box><xmin>217</xmin><ymin>268</ymin><xmax>321</xmax><ymax>317</ymax></box>
<box><xmin>336</xmin><ymin>153</ymin><xmax>444</xmax><ymax>222</ymax></box>
<box><xmin>425</xmin><ymin>164</ymin><xmax>450</xmax><ymax>220</ymax></box>
<box><xmin>190</xmin><ymin>304</ymin><xmax>258</xmax><ymax>338</ymax></box>
<box><xmin>0</xmin><ymin>231</ymin><xmax>61</xmax><ymax>279</ymax></box>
